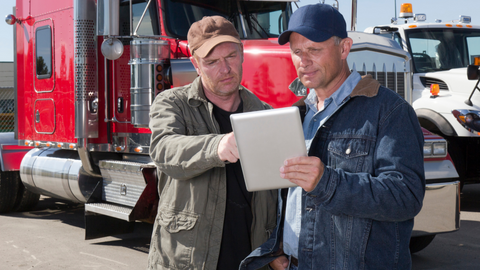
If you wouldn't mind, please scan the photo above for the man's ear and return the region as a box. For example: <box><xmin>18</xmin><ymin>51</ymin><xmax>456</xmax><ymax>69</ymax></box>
<box><xmin>340</xmin><ymin>37</ymin><xmax>353</xmax><ymax>60</ymax></box>
<box><xmin>190</xmin><ymin>56</ymin><xmax>201</xmax><ymax>76</ymax></box>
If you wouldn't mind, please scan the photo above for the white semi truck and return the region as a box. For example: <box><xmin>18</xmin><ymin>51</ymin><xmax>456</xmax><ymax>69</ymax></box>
<box><xmin>365</xmin><ymin>3</ymin><xmax>480</xmax><ymax>189</ymax></box>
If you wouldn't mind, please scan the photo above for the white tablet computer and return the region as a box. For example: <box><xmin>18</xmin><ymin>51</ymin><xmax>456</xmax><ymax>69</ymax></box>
<box><xmin>230</xmin><ymin>107</ymin><xmax>307</xmax><ymax>191</ymax></box>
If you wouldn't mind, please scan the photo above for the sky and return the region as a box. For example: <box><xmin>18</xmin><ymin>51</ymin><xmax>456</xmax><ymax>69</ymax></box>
<box><xmin>1</xmin><ymin>0</ymin><xmax>480</xmax><ymax>61</ymax></box>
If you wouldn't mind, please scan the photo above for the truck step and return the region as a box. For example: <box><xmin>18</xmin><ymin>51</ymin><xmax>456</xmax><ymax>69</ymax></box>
<box><xmin>85</xmin><ymin>202</ymin><xmax>134</xmax><ymax>221</ymax></box>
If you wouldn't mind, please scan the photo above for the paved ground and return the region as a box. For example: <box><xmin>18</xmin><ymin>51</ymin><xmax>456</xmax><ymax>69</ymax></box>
<box><xmin>0</xmin><ymin>197</ymin><xmax>151</xmax><ymax>270</ymax></box>
<box><xmin>1</xmin><ymin>184</ymin><xmax>480</xmax><ymax>269</ymax></box>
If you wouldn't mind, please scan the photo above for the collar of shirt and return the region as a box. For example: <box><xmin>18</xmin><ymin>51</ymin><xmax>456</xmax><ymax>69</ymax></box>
<box><xmin>303</xmin><ymin>71</ymin><xmax>361</xmax><ymax>150</ymax></box>
<box><xmin>304</xmin><ymin>70</ymin><xmax>362</xmax><ymax>117</ymax></box>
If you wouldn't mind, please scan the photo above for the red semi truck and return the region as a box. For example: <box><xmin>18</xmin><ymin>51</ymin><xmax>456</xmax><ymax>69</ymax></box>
<box><xmin>2</xmin><ymin>0</ymin><xmax>459</xmax><ymax>252</ymax></box>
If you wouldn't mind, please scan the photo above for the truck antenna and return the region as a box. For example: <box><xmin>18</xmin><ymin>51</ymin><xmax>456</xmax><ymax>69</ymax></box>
<box><xmin>394</xmin><ymin>0</ymin><xmax>397</xmax><ymax>20</ymax></box>
<box><xmin>351</xmin><ymin>0</ymin><xmax>357</xmax><ymax>31</ymax></box>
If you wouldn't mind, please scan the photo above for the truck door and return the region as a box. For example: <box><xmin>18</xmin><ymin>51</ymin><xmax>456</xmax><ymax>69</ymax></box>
<box><xmin>33</xmin><ymin>21</ymin><xmax>55</xmax><ymax>135</ymax></box>
<box><xmin>29</xmin><ymin>2</ymin><xmax>76</xmax><ymax>144</ymax></box>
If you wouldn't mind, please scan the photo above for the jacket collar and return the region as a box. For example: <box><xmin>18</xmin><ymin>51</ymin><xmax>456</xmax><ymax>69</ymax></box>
<box><xmin>187</xmin><ymin>76</ymin><xmax>207</xmax><ymax>107</ymax></box>
<box><xmin>289</xmin><ymin>74</ymin><xmax>381</xmax><ymax>107</ymax></box>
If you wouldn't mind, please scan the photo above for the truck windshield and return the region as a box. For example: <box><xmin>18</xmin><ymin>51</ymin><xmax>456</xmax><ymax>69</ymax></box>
<box><xmin>406</xmin><ymin>28</ymin><xmax>480</xmax><ymax>72</ymax></box>
<box><xmin>162</xmin><ymin>0</ymin><xmax>291</xmax><ymax>39</ymax></box>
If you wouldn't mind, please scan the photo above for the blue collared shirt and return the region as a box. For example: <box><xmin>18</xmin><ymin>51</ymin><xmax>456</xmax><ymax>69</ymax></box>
<box><xmin>282</xmin><ymin>71</ymin><xmax>361</xmax><ymax>258</ymax></box>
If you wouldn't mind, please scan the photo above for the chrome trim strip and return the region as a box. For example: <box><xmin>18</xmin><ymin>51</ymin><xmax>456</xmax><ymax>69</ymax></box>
<box><xmin>13</xmin><ymin>6</ymin><xmax>18</xmax><ymax>139</ymax></box>
<box><xmin>85</xmin><ymin>202</ymin><xmax>132</xmax><ymax>221</ymax></box>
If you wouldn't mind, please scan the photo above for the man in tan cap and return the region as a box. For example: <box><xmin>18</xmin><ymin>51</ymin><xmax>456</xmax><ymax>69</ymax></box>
<box><xmin>147</xmin><ymin>16</ymin><xmax>277</xmax><ymax>270</ymax></box>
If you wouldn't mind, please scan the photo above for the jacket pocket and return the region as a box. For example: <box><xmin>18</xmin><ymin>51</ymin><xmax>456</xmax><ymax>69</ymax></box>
<box><xmin>152</xmin><ymin>209</ymin><xmax>199</xmax><ymax>269</ymax></box>
<box><xmin>158</xmin><ymin>210</ymin><xmax>198</xmax><ymax>233</ymax></box>
<box><xmin>327</xmin><ymin>137</ymin><xmax>371</xmax><ymax>173</ymax></box>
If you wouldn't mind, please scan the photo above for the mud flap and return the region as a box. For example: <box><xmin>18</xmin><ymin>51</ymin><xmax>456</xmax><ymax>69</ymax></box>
<box><xmin>85</xmin><ymin>212</ymin><xmax>135</xmax><ymax>240</ymax></box>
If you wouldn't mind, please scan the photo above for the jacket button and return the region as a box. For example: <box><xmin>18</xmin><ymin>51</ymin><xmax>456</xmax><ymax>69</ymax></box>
<box><xmin>346</xmin><ymin>148</ymin><xmax>351</xmax><ymax>155</ymax></box>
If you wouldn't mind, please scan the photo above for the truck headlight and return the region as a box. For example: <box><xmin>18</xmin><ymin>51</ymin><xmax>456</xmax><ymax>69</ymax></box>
<box><xmin>424</xmin><ymin>141</ymin><xmax>447</xmax><ymax>158</ymax></box>
<box><xmin>452</xmin><ymin>109</ymin><xmax>480</xmax><ymax>133</ymax></box>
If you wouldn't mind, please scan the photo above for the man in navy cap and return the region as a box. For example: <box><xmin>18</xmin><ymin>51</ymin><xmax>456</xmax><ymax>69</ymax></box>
<box><xmin>240</xmin><ymin>4</ymin><xmax>425</xmax><ymax>270</ymax></box>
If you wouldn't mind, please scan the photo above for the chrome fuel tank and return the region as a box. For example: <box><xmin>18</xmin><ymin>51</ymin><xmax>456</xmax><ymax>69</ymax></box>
<box><xmin>20</xmin><ymin>148</ymin><xmax>101</xmax><ymax>203</ymax></box>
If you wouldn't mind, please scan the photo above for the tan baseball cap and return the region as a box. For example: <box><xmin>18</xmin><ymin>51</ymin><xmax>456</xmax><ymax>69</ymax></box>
<box><xmin>187</xmin><ymin>16</ymin><xmax>241</xmax><ymax>58</ymax></box>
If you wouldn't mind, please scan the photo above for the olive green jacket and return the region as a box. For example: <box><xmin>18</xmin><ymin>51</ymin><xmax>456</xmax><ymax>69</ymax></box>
<box><xmin>147</xmin><ymin>77</ymin><xmax>278</xmax><ymax>270</ymax></box>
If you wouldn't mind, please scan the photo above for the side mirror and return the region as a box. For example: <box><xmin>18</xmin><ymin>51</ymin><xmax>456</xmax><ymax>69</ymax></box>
<box><xmin>467</xmin><ymin>65</ymin><xmax>480</xmax><ymax>80</ymax></box>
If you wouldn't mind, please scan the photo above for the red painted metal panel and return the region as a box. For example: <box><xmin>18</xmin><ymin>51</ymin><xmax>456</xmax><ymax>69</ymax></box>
<box><xmin>242</xmin><ymin>39</ymin><xmax>301</xmax><ymax>108</ymax></box>
<box><xmin>19</xmin><ymin>1</ymin><xmax>76</xmax><ymax>144</ymax></box>
<box><xmin>1</xmin><ymin>148</ymin><xmax>32</xmax><ymax>171</ymax></box>
<box><xmin>15</xmin><ymin>0</ymin><xmax>32</xmax><ymax>142</ymax></box>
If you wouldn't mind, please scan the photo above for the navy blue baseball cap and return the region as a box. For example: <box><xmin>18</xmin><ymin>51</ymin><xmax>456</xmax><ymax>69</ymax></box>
<box><xmin>278</xmin><ymin>4</ymin><xmax>347</xmax><ymax>45</ymax></box>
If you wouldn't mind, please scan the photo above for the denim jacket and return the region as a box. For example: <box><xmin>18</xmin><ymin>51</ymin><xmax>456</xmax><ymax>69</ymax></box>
<box><xmin>240</xmin><ymin>75</ymin><xmax>425</xmax><ymax>270</ymax></box>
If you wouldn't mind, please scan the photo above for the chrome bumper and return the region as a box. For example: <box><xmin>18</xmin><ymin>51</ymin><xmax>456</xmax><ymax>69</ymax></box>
<box><xmin>412</xmin><ymin>181</ymin><xmax>460</xmax><ymax>236</ymax></box>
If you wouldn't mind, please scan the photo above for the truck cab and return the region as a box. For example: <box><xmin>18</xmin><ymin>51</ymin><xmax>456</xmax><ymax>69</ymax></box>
<box><xmin>365</xmin><ymin>3</ymin><xmax>480</xmax><ymax>188</ymax></box>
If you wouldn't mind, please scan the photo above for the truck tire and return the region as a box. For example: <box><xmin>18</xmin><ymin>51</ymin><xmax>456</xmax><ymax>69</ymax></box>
<box><xmin>410</xmin><ymin>235</ymin><xmax>436</xmax><ymax>253</ymax></box>
<box><xmin>13</xmin><ymin>172</ymin><xmax>40</xmax><ymax>212</ymax></box>
<box><xmin>0</xmin><ymin>171</ymin><xmax>19</xmax><ymax>213</ymax></box>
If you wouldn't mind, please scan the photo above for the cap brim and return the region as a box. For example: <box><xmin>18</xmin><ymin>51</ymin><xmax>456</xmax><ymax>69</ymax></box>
<box><xmin>194</xmin><ymin>35</ymin><xmax>242</xmax><ymax>58</ymax></box>
<box><xmin>278</xmin><ymin>26</ymin><xmax>334</xmax><ymax>45</ymax></box>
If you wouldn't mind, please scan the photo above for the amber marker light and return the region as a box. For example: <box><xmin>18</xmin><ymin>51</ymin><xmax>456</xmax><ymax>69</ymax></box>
<box><xmin>446</xmin><ymin>24</ymin><xmax>453</xmax><ymax>27</ymax></box>
<box><xmin>399</xmin><ymin>3</ymin><xmax>413</xmax><ymax>18</ymax></box>
<box><xmin>409</xmin><ymin>25</ymin><xmax>417</xmax><ymax>28</ymax></box>
<box><xmin>69</xmin><ymin>144</ymin><xmax>75</xmax><ymax>149</ymax></box>
<box><xmin>474</xmin><ymin>57</ymin><xmax>480</xmax><ymax>66</ymax></box>
<box><xmin>115</xmin><ymin>146</ymin><xmax>124</xmax><ymax>152</ymax></box>
<box><xmin>430</xmin><ymin>84</ymin><xmax>440</xmax><ymax>98</ymax></box>
<box><xmin>35</xmin><ymin>142</ymin><xmax>40</xmax><ymax>147</ymax></box>
<box><xmin>134</xmin><ymin>147</ymin><xmax>143</xmax><ymax>153</ymax></box>
<box><xmin>46</xmin><ymin>142</ymin><xmax>52</xmax><ymax>147</ymax></box>
<box><xmin>57</xmin><ymin>143</ymin><xmax>63</xmax><ymax>148</ymax></box>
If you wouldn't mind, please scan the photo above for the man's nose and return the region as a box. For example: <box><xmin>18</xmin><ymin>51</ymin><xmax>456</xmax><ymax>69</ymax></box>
<box><xmin>299</xmin><ymin>54</ymin><xmax>312</xmax><ymax>67</ymax></box>
<box><xmin>219</xmin><ymin>59</ymin><xmax>231</xmax><ymax>73</ymax></box>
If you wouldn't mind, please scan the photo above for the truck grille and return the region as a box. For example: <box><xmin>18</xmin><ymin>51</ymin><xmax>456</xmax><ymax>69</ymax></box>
<box><xmin>357</xmin><ymin>71</ymin><xmax>406</xmax><ymax>99</ymax></box>
<box><xmin>420</xmin><ymin>77</ymin><xmax>449</xmax><ymax>91</ymax></box>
